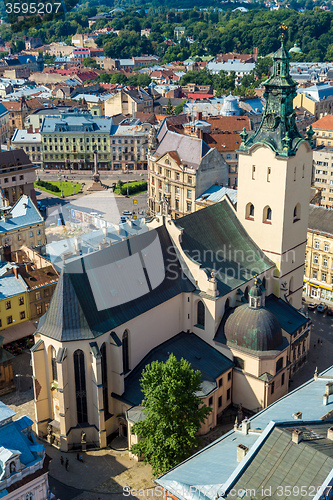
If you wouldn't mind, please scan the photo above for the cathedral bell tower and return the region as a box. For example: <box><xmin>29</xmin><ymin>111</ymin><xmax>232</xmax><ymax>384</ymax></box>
<box><xmin>237</xmin><ymin>29</ymin><xmax>313</xmax><ymax>309</ymax></box>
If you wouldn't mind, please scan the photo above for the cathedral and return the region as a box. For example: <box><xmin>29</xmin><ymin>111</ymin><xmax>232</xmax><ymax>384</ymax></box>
<box><xmin>31</xmin><ymin>39</ymin><xmax>313</xmax><ymax>452</ymax></box>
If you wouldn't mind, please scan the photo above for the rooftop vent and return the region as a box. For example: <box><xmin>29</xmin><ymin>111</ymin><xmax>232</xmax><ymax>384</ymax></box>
<box><xmin>293</xmin><ymin>411</ymin><xmax>302</xmax><ymax>420</ymax></box>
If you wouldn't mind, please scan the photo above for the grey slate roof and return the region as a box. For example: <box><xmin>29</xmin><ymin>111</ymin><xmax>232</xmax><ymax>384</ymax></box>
<box><xmin>178</xmin><ymin>201</ymin><xmax>274</xmax><ymax>294</ymax></box>
<box><xmin>225</xmin><ymin>423</ymin><xmax>333</xmax><ymax>500</ymax></box>
<box><xmin>115</xmin><ymin>332</ymin><xmax>234</xmax><ymax>406</ymax></box>
<box><xmin>37</xmin><ymin>226</ymin><xmax>194</xmax><ymax>342</ymax></box>
<box><xmin>156</xmin><ymin>365</ymin><xmax>333</xmax><ymax>500</ymax></box>
<box><xmin>308</xmin><ymin>204</ymin><xmax>333</xmax><ymax>237</ymax></box>
<box><xmin>155</xmin><ymin>129</ymin><xmax>210</xmax><ymax>170</ymax></box>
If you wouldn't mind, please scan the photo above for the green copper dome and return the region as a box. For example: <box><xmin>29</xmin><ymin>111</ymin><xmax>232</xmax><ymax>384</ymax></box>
<box><xmin>239</xmin><ymin>36</ymin><xmax>304</xmax><ymax>156</ymax></box>
<box><xmin>249</xmin><ymin>282</ymin><xmax>262</xmax><ymax>298</ymax></box>
<box><xmin>289</xmin><ymin>44</ymin><xmax>302</xmax><ymax>54</ymax></box>
<box><xmin>224</xmin><ymin>304</ymin><xmax>283</xmax><ymax>351</ymax></box>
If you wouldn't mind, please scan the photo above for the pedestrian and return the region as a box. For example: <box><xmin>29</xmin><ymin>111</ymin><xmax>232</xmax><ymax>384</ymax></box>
<box><xmin>314</xmin><ymin>343</ymin><xmax>316</xmax><ymax>349</ymax></box>
<box><xmin>60</xmin><ymin>456</ymin><xmax>64</xmax><ymax>466</ymax></box>
<box><xmin>318</xmin><ymin>338</ymin><xmax>320</xmax><ymax>345</ymax></box>
<box><xmin>65</xmin><ymin>458</ymin><xmax>69</xmax><ymax>471</ymax></box>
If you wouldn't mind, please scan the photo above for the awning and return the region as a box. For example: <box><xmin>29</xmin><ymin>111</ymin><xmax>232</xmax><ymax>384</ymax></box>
<box><xmin>2</xmin><ymin>321</ymin><xmax>37</xmax><ymax>345</ymax></box>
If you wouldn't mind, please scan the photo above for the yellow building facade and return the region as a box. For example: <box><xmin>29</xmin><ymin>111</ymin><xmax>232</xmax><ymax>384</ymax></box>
<box><xmin>304</xmin><ymin>204</ymin><xmax>333</xmax><ymax>304</ymax></box>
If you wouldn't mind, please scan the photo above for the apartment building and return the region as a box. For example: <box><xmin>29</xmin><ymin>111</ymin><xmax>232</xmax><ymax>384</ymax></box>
<box><xmin>11</xmin><ymin>128</ymin><xmax>42</xmax><ymax>166</ymax></box>
<box><xmin>104</xmin><ymin>88</ymin><xmax>154</xmax><ymax>117</ymax></box>
<box><xmin>312</xmin><ymin>146</ymin><xmax>333</xmax><ymax>209</ymax></box>
<box><xmin>304</xmin><ymin>204</ymin><xmax>333</xmax><ymax>304</ymax></box>
<box><xmin>148</xmin><ymin>126</ymin><xmax>228</xmax><ymax>218</ymax></box>
<box><xmin>111</xmin><ymin>118</ymin><xmax>151</xmax><ymax>170</ymax></box>
<box><xmin>0</xmin><ymin>103</ymin><xmax>9</xmax><ymax>144</ymax></box>
<box><xmin>0</xmin><ymin>195</ymin><xmax>45</xmax><ymax>254</ymax></box>
<box><xmin>0</xmin><ymin>149</ymin><xmax>37</xmax><ymax>205</ymax></box>
<box><xmin>40</xmin><ymin>111</ymin><xmax>113</xmax><ymax>170</ymax></box>
<box><xmin>294</xmin><ymin>84</ymin><xmax>333</xmax><ymax>120</ymax></box>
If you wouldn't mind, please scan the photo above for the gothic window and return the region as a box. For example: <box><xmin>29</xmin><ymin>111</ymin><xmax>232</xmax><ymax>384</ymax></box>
<box><xmin>276</xmin><ymin>357</ymin><xmax>283</xmax><ymax>373</ymax></box>
<box><xmin>262</xmin><ymin>276</ymin><xmax>266</xmax><ymax>289</ymax></box>
<box><xmin>244</xmin><ymin>286</ymin><xmax>249</xmax><ymax>300</ymax></box>
<box><xmin>225</xmin><ymin>298</ymin><xmax>230</xmax><ymax>312</ymax></box>
<box><xmin>276</xmin><ymin>62</ymin><xmax>281</xmax><ymax>76</ymax></box>
<box><xmin>293</xmin><ymin>203</ymin><xmax>301</xmax><ymax>222</ymax></box>
<box><xmin>51</xmin><ymin>346</ymin><xmax>57</xmax><ymax>382</ymax></box>
<box><xmin>122</xmin><ymin>330</ymin><xmax>129</xmax><ymax>374</ymax></box>
<box><xmin>197</xmin><ymin>301</ymin><xmax>205</xmax><ymax>328</ymax></box>
<box><xmin>263</xmin><ymin>205</ymin><xmax>272</xmax><ymax>223</ymax></box>
<box><xmin>246</xmin><ymin>202</ymin><xmax>254</xmax><ymax>219</ymax></box>
<box><xmin>74</xmin><ymin>350</ymin><xmax>88</xmax><ymax>424</ymax></box>
<box><xmin>100</xmin><ymin>343</ymin><xmax>109</xmax><ymax>418</ymax></box>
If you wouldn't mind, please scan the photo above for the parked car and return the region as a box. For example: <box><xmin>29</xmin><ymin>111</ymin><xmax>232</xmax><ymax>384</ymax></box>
<box><xmin>317</xmin><ymin>303</ymin><xmax>328</xmax><ymax>313</ymax></box>
<box><xmin>119</xmin><ymin>216</ymin><xmax>128</xmax><ymax>224</ymax></box>
<box><xmin>327</xmin><ymin>307</ymin><xmax>333</xmax><ymax>316</ymax></box>
<box><xmin>122</xmin><ymin>210</ymin><xmax>133</xmax><ymax>216</ymax></box>
<box><xmin>307</xmin><ymin>303</ymin><xmax>318</xmax><ymax>310</ymax></box>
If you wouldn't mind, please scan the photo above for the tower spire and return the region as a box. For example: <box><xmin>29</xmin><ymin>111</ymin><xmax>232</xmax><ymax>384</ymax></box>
<box><xmin>239</xmin><ymin>30</ymin><xmax>304</xmax><ymax>156</ymax></box>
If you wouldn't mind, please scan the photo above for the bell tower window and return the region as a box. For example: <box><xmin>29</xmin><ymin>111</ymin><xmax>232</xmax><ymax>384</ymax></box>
<box><xmin>246</xmin><ymin>203</ymin><xmax>255</xmax><ymax>220</ymax></box>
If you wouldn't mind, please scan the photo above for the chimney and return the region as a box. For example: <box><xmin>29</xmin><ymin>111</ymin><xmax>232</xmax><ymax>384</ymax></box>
<box><xmin>293</xmin><ymin>411</ymin><xmax>302</xmax><ymax>420</ymax></box>
<box><xmin>237</xmin><ymin>444</ymin><xmax>249</xmax><ymax>462</ymax></box>
<box><xmin>327</xmin><ymin>427</ymin><xmax>333</xmax><ymax>441</ymax></box>
<box><xmin>196</xmin><ymin>111</ymin><xmax>202</xmax><ymax>121</ymax></box>
<box><xmin>13</xmin><ymin>266</ymin><xmax>18</xmax><ymax>278</ymax></box>
<box><xmin>292</xmin><ymin>429</ymin><xmax>303</xmax><ymax>444</ymax></box>
<box><xmin>323</xmin><ymin>394</ymin><xmax>329</xmax><ymax>406</ymax></box>
<box><xmin>325</xmin><ymin>383</ymin><xmax>333</xmax><ymax>396</ymax></box>
<box><xmin>241</xmin><ymin>418</ymin><xmax>250</xmax><ymax>435</ymax></box>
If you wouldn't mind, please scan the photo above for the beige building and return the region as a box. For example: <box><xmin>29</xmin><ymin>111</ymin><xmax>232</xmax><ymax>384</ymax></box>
<box><xmin>104</xmin><ymin>88</ymin><xmax>153</xmax><ymax>117</ymax></box>
<box><xmin>110</xmin><ymin>118</ymin><xmax>151</xmax><ymax>170</ymax></box>
<box><xmin>148</xmin><ymin>127</ymin><xmax>228</xmax><ymax>218</ymax></box>
<box><xmin>311</xmin><ymin>114</ymin><xmax>333</xmax><ymax>147</ymax></box>
<box><xmin>0</xmin><ymin>149</ymin><xmax>38</xmax><ymax>205</ymax></box>
<box><xmin>11</xmin><ymin>129</ymin><xmax>42</xmax><ymax>166</ymax></box>
<box><xmin>304</xmin><ymin>205</ymin><xmax>333</xmax><ymax>304</ymax></box>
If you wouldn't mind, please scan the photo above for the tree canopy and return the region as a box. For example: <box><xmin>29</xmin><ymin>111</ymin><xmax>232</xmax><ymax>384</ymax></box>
<box><xmin>131</xmin><ymin>354</ymin><xmax>212</xmax><ymax>476</ymax></box>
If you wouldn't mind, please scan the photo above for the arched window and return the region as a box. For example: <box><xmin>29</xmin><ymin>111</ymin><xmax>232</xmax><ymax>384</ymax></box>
<box><xmin>73</xmin><ymin>350</ymin><xmax>88</xmax><ymax>424</ymax></box>
<box><xmin>100</xmin><ymin>343</ymin><xmax>109</xmax><ymax>418</ymax></box>
<box><xmin>293</xmin><ymin>203</ymin><xmax>301</xmax><ymax>222</ymax></box>
<box><xmin>51</xmin><ymin>346</ymin><xmax>57</xmax><ymax>382</ymax></box>
<box><xmin>263</xmin><ymin>206</ymin><xmax>272</xmax><ymax>223</ymax></box>
<box><xmin>122</xmin><ymin>330</ymin><xmax>129</xmax><ymax>374</ymax></box>
<box><xmin>197</xmin><ymin>301</ymin><xmax>205</xmax><ymax>328</ymax></box>
<box><xmin>246</xmin><ymin>202</ymin><xmax>254</xmax><ymax>219</ymax></box>
<box><xmin>244</xmin><ymin>286</ymin><xmax>249</xmax><ymax>300</ymax></box>
<box><xmin>276</xmin><ymin>357</ymin><xmax>283</xmax><ymax>373</ymax></box>
<box><xmin>10</xmin><ymin>462</ymin><xmax>15</xmax><ymax>473</ymax></box>
<box><xmin>262</xmin><ymin>276</ymin><xmax>266</xmax><ymax>289</ymax></box>
<box><xmin>26</xmin><ymin>493</ymin><xmax>33</xmax><ymax>500</ymax></box>
<box><xmin>225</xmin><ymin>298</ymin><xmax>230</xmax><ymax>312</ymax></box>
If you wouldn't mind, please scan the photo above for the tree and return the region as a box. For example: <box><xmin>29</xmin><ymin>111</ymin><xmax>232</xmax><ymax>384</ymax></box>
<box><xmin>165</xmin><ymin>98</ymin><xmax>174</xmax><ymax>116</ymax></box>
<box><xmin>131</xmin><ymin>354</ymin><xmax>212</xmax><ymax>476</ymax></box>
<box><xmin>174</xmin><ymin>99</ymin><xmax>186</xmax><ymax>115</ymax></box>
<box><xmin>82</xmin><ymin>57</ymin><xmax>97</xmax><ymax>68</ymax></box>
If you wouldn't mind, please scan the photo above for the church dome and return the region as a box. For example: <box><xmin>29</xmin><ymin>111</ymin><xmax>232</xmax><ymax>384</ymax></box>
<box><xmin>289</xmin><ymin>44</ymin><xmax>302</xmax><ymax>54</ymax></box>
<box><xmin>221</xmin><ymin>94</ymin><xmax>240</xmax><ymax>116</ymax></box>
<box><xmin>224</xmin><ymin>304</ymin><xmax>283</xmax><ymax>351</ymax></box>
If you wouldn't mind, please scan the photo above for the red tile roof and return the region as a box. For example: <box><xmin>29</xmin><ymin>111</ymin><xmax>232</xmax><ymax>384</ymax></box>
<box><xmin>312</xmin><ymin>115</ymin><xmax>333</xmax><ymax>131</ymax></box>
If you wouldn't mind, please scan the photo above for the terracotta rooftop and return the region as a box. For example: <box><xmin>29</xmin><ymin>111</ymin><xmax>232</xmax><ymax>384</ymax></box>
<box><xmin>312</xmin><ymin>114</ymin><xmax>333</xmax><ymax>130</ymax></box>
<box><xmin>205</xmin><ymin>115</ymin><xmax>251</xmax><ymax>132</ymax></box>
<box><xmin>204</xmin><ymin>131</ymin><xmax>242</xmax><ymax>152</ymax></box>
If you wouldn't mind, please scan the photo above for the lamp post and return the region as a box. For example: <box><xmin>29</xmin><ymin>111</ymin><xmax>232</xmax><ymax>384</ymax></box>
<box><xmin>126</xmin><ymin>163</ymin><xmax>129</xmax><ymax>197</ymax></box>
<box><xmin>58</xmin><ymin>172</ymin><xmax>63</xmax><ymax>198</ymax></box>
